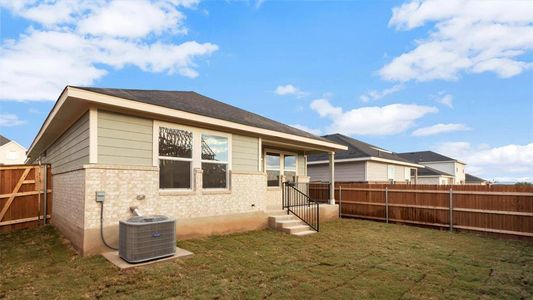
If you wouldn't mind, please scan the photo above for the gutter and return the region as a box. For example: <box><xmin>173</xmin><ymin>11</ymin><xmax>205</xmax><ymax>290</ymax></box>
<box><xmin>307</xmin><ymin>156</ymin><xmax>424</xmax><ymax>168</ymax></box>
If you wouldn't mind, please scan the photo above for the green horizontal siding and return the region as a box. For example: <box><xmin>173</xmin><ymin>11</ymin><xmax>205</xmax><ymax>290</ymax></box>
<box><xmin>44</xmin><ymin>112</ymin><xmax>90</xmax><ymax>174</ymax></box>
<box><xmin>232</xmin><ymin>135</ymin><xmax>259</xmax><ymax>172</ymax></box>
<box><xmin>97</xmin><ymin>110</ymin><xmax>153</xmax><ymax>166</ymax></box>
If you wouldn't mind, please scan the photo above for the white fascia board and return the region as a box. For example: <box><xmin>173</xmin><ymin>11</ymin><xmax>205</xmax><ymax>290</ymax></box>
<box><xmin>308</xmin><ymin>156</ymin><xmax>424</xmax><ymax>168</ymax></box>
<box><xmin>421</xmin><ymin>160</ymin><xmax>467</xmax><ymax>165</ymax></box>
<box><xmin>27</xmin><ymin>87</ymin><xmax>69</xmax><ymax>156</ymax></box>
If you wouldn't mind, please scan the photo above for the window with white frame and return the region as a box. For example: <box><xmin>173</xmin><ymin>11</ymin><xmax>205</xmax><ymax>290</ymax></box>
<box><xmin>387</xmin><ymin>165</ymin><xmax>395</xmax><ymax>180</ymax></box>
<box><xmin>266</xmin><ymin>153</ymin><xmax>281</xmax><ymax>187</ymax></box>
<box><xmin>158</xmin><ymin>127</ymin><xmax>193</xmax><ymax>189</ymax></box>
<box><xmin>265</xmin><ymin>151</ymin><xmax>298</xmax><ymax>187</ymax></box>
<box><xmin>284</xmin><ymin>155</ymin><xmax>296</xmax><ymax>183</ymax></box>
<box><xmin>201</xmin><ymin>134</ymin><xmax>229</xmax><ymax>189</ymax></box>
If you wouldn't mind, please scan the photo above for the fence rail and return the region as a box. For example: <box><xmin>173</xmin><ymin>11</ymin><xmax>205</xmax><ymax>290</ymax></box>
<box><xmin>0</xmin><ymin>164</ymin><xmax>51</xmax><ymax>232</ymax></box>
<box><xmin>309</xmin><ymin>183</ymin><xmax>533</xmax><ymax>238</ymax></box>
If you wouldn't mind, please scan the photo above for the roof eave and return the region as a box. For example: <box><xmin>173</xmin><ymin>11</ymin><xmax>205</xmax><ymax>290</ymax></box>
<box><xmin>28</xmin><ymin>87</ymin><xmax>347</xmax><ymax>157</ymax></box>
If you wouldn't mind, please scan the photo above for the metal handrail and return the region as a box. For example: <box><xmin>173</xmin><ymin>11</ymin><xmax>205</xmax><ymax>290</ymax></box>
<box><xmin>282</xmin><ymin>182</ymin><xmax>320</xmax><ymax>232</ymax></box>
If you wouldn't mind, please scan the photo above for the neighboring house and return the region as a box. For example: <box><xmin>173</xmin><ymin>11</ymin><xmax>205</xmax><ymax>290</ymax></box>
<box><xmin>0</xmin><ymin>134</ymin><xmax>27</xmax><ymax>165</ymax></box>
<box><xmin>398</xmin><ymin>151</ymin><xmax>466</xmax><ymax>184</ymax></box>
<box><xmin>307</xmin><ymin>134</ymin><xmax>423</xmax><ymax>183</ymax></box>
<box><xmin>414</xmin><ymin>165</ymin><xmax>455</xmax><ymax>185</ymax></box>
<box><xmin>465</xmin><ymin>173</ymin><xmax>489</xmax><ymax>185</ymax></box>
<box><xmin>26</xmin><ymin>86</ymin><xmax>346</xmax><ymax>255</ymax></box>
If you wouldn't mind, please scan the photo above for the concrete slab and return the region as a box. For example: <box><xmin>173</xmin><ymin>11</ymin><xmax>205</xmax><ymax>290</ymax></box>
<box><xmin>102</xmin><ymin>247</ymin><xmax>193</xmax><ymax>270</ymax></box>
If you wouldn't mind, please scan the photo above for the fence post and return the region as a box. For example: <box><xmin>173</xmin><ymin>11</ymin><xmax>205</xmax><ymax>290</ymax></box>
<box><xmin>339</xmin><ymin>185</ymin><xmax>342</xmax><ymax>218</ymax></box>
<box><xmin>385</xmin><ymin>187</ymin><xmax>389</xmax><ymax>223</ymax></box>
<box><xmin>449</xmin><ymin>188</ymin><xmax>453</xmax><ymax>231</ymax></box>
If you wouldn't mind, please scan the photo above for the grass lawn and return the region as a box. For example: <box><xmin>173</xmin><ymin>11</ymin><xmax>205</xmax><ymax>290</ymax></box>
<box><xmin>1</xmin><ymin>219</ymin><xmax>532</xmax><ymax>299</ymax></box>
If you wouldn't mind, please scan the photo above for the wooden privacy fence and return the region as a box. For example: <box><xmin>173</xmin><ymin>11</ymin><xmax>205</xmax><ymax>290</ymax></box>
<box><xmin>309</xmin><ymin>183</ymin><xmax>533</xmax><ymax>238</ymax></box>
<box><xmin>0</xmin><ymin>164</ymin><xmax>51</xmax><ymax>232</ymax></box>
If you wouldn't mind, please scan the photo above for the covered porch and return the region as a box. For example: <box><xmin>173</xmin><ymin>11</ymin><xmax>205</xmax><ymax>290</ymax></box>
<box><xmin>259</xmin><ymin>138</ymin><xmax>343</xmax><ymax>234</ymax></box>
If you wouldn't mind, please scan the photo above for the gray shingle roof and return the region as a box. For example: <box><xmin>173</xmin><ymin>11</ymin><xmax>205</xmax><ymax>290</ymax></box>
<box><xmin>466</xmin><ymin>173</ymin><xmax>487</xmax><ymax>183</ymax></box>
<box><xmin>307</xmin><ymin>133</ymin><xmax>415</xmax><ymax>164</ymax></box>
<box><xmin>417</xmin><ymin>166</ymin><xmax>453</xmax><ymax>177</ymax></box>
<box><xmin>73</xmin><ymin>86</ymin><xmax>330</xmax><ymax>143</ymax></box>
<box><xmin>0</xmin><ymin>134</ymin><xmax>10</xmax><ymax>147</ymax></box>
<box><xmin>398</xmin><ymin>151</ymin><xmax>457</xmax><ymax>163</ymax></box>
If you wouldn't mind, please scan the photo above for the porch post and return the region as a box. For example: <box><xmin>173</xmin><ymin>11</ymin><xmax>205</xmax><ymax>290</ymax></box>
<box><xmin>328</xmin><ymin>152</ymin><xmax>335</xmax><ymax>205</ymax></box>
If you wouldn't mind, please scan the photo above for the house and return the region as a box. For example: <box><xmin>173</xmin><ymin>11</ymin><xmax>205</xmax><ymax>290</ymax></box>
<box><xmin>465</xmin><ymin>173</ymin><xmax>489</xmax><ymax>185</ymax></box>
<box><xmin>307</xmin><ymin>134</ymin><xmax>423</xmax><ymax>183</ymax></box>
<box><xmin>0</xmin><ymin>134</ymin><xmax>27</xmax><ymax>165</ymax></box>
<box><xmin>26</xmin><ymin>86</ymin><xmax>346</xmax><ymax>255</ymax></box>
<box><xmin>398</xmin><ymin>151</ymin><xmax>466</xmax><ymax>184</ymax></box>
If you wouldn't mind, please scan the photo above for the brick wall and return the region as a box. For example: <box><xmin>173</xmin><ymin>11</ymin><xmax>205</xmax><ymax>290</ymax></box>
<box><xmin>83</xmin><ymin>165</ymin><xmax>267</xmax><ymax>229</ymax></box>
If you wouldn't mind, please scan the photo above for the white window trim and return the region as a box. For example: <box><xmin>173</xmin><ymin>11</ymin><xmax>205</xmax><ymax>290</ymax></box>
<box><xmin>264</xmin><ymin>148</ymin><xmax>298</xmax><ymax>188</ymax></box>
<box><xmin>200</xmin><ymin>131</ymin><xmax>232</xmax><ymax>191</ymax></box>
<box><xmin>153</xmin><ymin>121</ymin><xmax>232</xmax><ymax>192</ymax></box>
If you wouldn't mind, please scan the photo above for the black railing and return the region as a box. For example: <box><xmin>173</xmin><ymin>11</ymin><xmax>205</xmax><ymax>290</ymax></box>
<box><xmin>282</xmin><ymin>182</ymin><xmax>320</xmax><ymax>232</ymax></box>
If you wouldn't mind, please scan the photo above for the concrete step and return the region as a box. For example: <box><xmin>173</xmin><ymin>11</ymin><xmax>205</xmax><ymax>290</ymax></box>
<box><xmin>275</xmin><ymin>219</ymin><xmax>304</xmax><ymax>229</ymax></box>
<box><xmin>268</xmin><ymin>214</ymin><xmax>294</xmax><ymax>222</ymax></box>
<box><xmin>292</xmin><ymin>230</ymin><xmax>317</xmax><ymax>237</ymax></box>
<box><xmin>282</xmin><ymin>224</ymin><xmax>311</xmax><ymax>234</ymax></box>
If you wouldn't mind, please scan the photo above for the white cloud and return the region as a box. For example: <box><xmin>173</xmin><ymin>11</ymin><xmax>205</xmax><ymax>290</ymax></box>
<box><xmin>435</xmin><ymin>141</ymin><xmax>533</xmax><ymax>182</ymax></box>
<box><xmin>274</xmin><ymin>84</ymin><xmax>307</xmax><ymax>98</ymax></box>
<box><xmin>77</xmin><ymin>1</ymin><xmax>188</xmax><ymax>38</ymax></box>
<box><xmin>310</xmin><ymin>98</ymin><xmax>342</xmax><ymax>118</ymax></box>
<box><xmin>0</xmin><ymin>0</ymin><xmax>217</xmax><ymax>101</ymax></box>
<box><xmin>290</xmin><ymin>124</ymin><xmax>322</xmax><ymax>136</ymax></box>
<box><xmin>435</xmin><ymin>93</ymin><xmax>453</xmax><ymax>108</ymax></box>
<box><xmin>412</xmin><ymin>123</ymin><xmax>470</xmax><ymax>136</ymax></box>
<box><xmin>0</xmin><ymin>114</ymin><xmax>26</xmax><ymax>127</ymax></box>
<box><xmin>359</xmin><ymin>84</ymin><xmax>403</xmax><ymax>102</ymax></box>
<box><xmin>381</xmin><ymin>0</ymin><xmax>533</xmax><ymax>82</ymax></box>
<box><xmin>310</xmin><ymin>99</ymin><xmax>437</xmax><ymax>135</ymax></box>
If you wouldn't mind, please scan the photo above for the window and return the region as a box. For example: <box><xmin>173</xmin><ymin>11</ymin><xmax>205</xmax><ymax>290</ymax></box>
<box><xmin>387</xmin><ymin>165</ymin><xmax>395</xmax><ymax>180</ymax></box>
<box><xmin>284</xmin><ymin>155</ymin><xmax>296</xmax><ymax>183</ymax></box>
<box><xmin>404</xmin><ymin>168</ymin><xmax>411</xmax><ymax>182</ymax></box>
<box><xmin>266</xmin><ymin>153</ymin><xmax>281</xmax><ymax>187</ymax></box>
<box><xmin>201</xmin><ymin>134</ymin><xmax>229</xmax><ymax>189</ymax></box>
<box><xmin>158</xmin><ymin>127</ymin><xmax>193</xmax><ymax>189</ymax></box>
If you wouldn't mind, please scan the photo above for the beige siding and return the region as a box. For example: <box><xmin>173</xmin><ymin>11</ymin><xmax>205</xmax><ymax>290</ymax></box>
<box><xmin>366</xmin><ymin>161</ymin><xmax>387</xmax><ymax>182</ymax></box>
<box><xmin>297</xmin><ymin>154</ymin><xmax>306</xmax><ymax>176</ymax></box>
<box><xmin>97</xmin><ymin>110</ymin><xmax>153</xmax><ymax>166</ymax></box>
<box><xmin>423</xmin><ymin>162</ymin><xmax>455</xmax><ymax>177</ymax></box>
<box><xmin>44</xmin><ymin>112</ymin><xmax>90</xmax><ymax>174</ymax></box>
<box><xmin>416</xmin><ymin>176</ymin><xmax>441</xmax><ymax>184</ymax></box>
<box><xmin>308</xmin><ymin>161</ymin><xmax>365</xmax><ymax>182</ymax></box>
<box><xmin>366</xmin><ymin>161</ymin><xmax>410</xmax><ymax>183</ymax></box>
<box><xmin>394</xmin><ymin>165</ymin><xmax>409</xmax><ymax>182</ymax></box>
<box><xmin>232</xmin><ymin>134</ymin><xmax>259</xmax><ymax>172</ymax></box>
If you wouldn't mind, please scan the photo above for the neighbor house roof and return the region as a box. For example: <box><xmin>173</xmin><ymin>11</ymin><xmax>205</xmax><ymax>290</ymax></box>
<box><xmin>0</xmin><ymin>134</ymin><xmax>10</xmax><ymax>147</ymax></box>
<box><xmin>398</xmin><ymin>151</ymin><xmax>464</xmax><ymax>164</ymax></box>
<box><xmin>416</xmin><ymin>166</ymin><xmax>453</xmax><ymax>177</ymax></box>
<box><xmin>465</xmin><ymin>173</ymin><xmax>487</xmax><ymax>183</ymax></box>
<box><xmin>307</xmin><ymin>134</ymin><xmax>423</xmax><ymax>167</ymax></box>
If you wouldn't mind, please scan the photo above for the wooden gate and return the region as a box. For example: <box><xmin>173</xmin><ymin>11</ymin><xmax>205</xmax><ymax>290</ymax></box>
<box><xmin>0</xmin><ymin>164</ymin><xmax>52</xmax><ymax>232</ymax></box>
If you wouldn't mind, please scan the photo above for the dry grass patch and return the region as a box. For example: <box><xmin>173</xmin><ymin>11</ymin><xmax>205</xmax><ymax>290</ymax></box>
<box><xmin>1</xmin><ymin>219</ymin><xmax>532</xmax><ymax>299</ymax></box>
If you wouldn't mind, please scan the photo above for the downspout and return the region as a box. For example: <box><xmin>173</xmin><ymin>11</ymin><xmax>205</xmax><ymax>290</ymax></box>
<box><xmin>43</xmin><ymin>164</ymin><xmax>47</xmax><ymax>225</ymax></box>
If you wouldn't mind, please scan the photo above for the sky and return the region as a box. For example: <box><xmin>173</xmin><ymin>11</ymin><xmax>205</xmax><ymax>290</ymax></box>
<box><xmin>0</xmin><ymin>0</ymin><xmax>532</xmax><ymax>182</ymax></box>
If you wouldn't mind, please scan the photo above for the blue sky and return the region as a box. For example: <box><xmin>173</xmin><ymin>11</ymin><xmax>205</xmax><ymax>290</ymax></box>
<box><xmin>1</xmin><ymin>0</ymin><xmax>532</xmax><ymax>182</ymax></box>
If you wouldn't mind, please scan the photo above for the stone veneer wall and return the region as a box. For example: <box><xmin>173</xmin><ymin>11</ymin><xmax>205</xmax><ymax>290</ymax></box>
<box><xmin>81</xmin><ymin>165</ymin><xmax>268</xmax><ymax>254</ymax></box>
<box><xmin>50</xmin><ymin>169</ymin><xmax>86</xmax><ymax>252</ymax></box>
<box><xmin>84</xmin><ymin>165</ymin><xmax>267</xmax><ymax>229</ymax></box>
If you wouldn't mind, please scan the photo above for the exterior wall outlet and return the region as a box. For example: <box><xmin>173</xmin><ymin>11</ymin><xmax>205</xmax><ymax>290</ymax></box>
<box><xmin>95</xmin><ymin>191</ymin><xmax>105</xmax><ymax>202</ymax></box>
